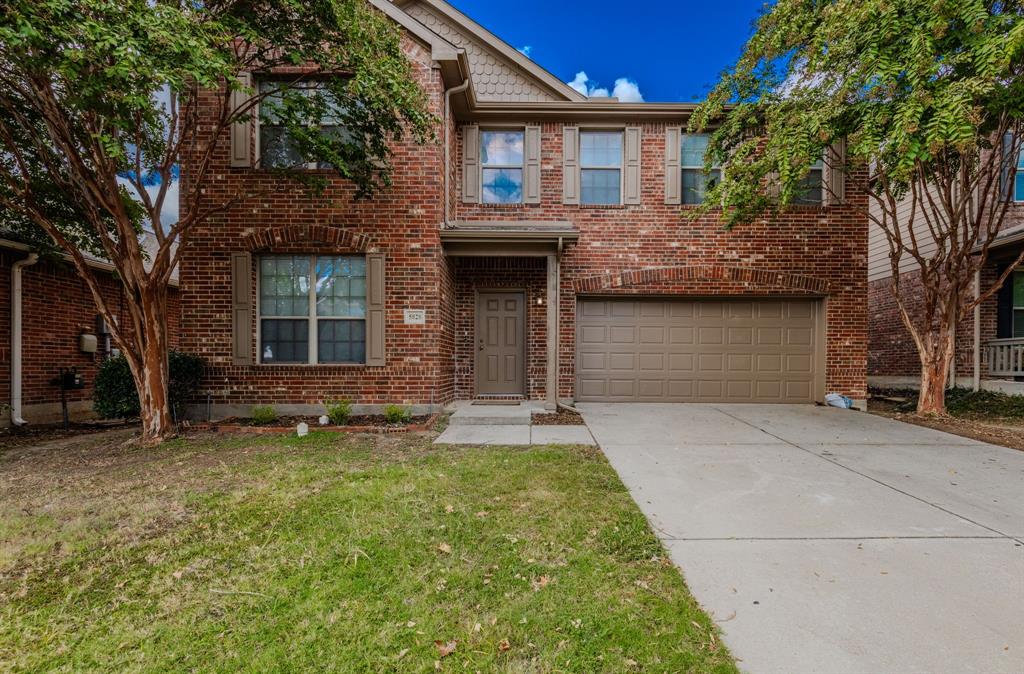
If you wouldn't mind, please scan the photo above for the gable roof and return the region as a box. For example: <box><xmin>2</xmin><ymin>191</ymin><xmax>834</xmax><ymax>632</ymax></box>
<box><xmin>393</xmin><ymin>0</ymin><xmax>586</xmax><ymax>103</ymax></box>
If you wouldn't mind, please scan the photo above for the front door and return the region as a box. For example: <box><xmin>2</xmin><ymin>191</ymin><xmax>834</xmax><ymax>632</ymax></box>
<box><xmin>476</xmin><ymin>291</ymin><xmax>525</xmax><ymax>396</ymax></box>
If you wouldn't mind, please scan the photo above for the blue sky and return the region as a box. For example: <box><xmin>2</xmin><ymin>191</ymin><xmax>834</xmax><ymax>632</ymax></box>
<box><xmin>451</xmin><ymin>0</ymin><xmax>768</xmax><ymax>103</ymax></box>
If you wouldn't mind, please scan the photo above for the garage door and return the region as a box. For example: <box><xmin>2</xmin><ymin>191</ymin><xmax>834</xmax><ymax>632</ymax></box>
<box><xmin>576</xmin><ymin>298</ymin><xmax>820</xmax><ymax>403</ymax></box>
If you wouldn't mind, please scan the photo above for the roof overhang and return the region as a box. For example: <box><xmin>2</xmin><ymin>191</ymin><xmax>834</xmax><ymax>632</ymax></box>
<box><xmin>462</xmin><ymin>100</ymin><xmax>704</xmax><ymax>123</ymax></box>
<box><xmin>441</xmin><ymin>222</ymin><xmax>579</xmax><ymax>257</ymax></box>
<box><xmin>0</xmin><ymin>237</ymin><xmax>180</xmax><ymax>287</ymax></box>
<box><xmin>972</xmin><ymin>224</ymin><xmax>1024</xmax><ymax>259</ymax></box>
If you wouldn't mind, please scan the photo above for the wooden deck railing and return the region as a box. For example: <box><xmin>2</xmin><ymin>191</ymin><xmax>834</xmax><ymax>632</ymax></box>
<box><xmin>985</xmin><ymin>338</ymin><xmax>1024</xmax><ymax>377</ymax></box>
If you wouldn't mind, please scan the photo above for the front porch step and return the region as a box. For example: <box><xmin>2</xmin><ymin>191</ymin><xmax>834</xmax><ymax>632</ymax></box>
<box><xmin>447</xmin><ymin>400</ymin><xmax>545</xmax><ymax>426</ymax></box>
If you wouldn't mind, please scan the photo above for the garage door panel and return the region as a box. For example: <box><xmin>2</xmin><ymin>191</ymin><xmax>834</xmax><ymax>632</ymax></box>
<box><xmin>577</xmin><ymin>298</ymin><xmax>819</xmax><ymax>404</ymax></box>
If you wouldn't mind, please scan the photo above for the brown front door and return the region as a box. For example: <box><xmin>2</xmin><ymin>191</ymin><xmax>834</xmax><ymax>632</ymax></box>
<box><xmin>476</xmin><ymin>292</ymin><xmax>526</xmax><ymax>396</ymax></box>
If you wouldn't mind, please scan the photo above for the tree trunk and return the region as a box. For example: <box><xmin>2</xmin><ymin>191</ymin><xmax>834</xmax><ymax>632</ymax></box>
<box><xmin>124</xmin><ymin>284</ymin><xmax>174</xmax><ymax>443</ymax></box>
<box><xmin>916</xmin><ymin>329</ymin><xmax>955</xmax><ymax>416</ymax></box>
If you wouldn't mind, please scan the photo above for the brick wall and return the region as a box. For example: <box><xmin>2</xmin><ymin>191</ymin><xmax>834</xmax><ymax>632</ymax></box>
<box><xmin>1</xmin><ymin>248</ymin><xmax>182</xmax><ymax>424</ymax></box>
<box><xmin>455</xmin><ymin>122</ymin><xmax>869</xmax><ymax>400</ymax></box>
<box><xmin>178</xmin><ymin>37</ymin><xmax>453</xmax><ymax>410</ymax></box>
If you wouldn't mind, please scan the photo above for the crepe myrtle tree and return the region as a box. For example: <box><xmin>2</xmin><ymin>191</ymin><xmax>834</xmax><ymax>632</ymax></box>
<box><xmin>0</xmin><ymin>0</ymin><xmax>434</xmax><ymax>442</ymax></box>
<box><xmin>689</xmin><ymin>0</ymin><xmax>1024</xmax><ymax>416</ymax></box>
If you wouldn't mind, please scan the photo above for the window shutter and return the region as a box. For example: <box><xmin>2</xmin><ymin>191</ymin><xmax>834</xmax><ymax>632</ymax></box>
<box><xmin>230</xmin><ymin>252</ymin><xmax>253</xmax><ymax>365</ymax></box>
<box><xmin>524</xmin><ymin>125</ymin><xmax>542</xmax><ymax>204</ymax></box>
<box><xmin>664</xmin><ymin>126</ymin><xmax>682</xmax><ymax>205</ymax></box>
<box><xmin>562</xmin><ymin>126</ymin><xmax>580</xmax><ymax>205</ymax></box>
<box><xmin>366</xmin><ymin>253</ymin><xmax>386</xmax><ymax>366</ymax></box>
<box><xmin>624</xmin><ymin>126</ymin><xmax>642</xmax><ymax>205</ymax></box>
<box><xmin>1000</xmin><ymin>133</ymin><xmax>1014</xmax><ymax>203</ymax></box>
<box><xmin>462</xmin><ymin>125</ymin><xmax>480</xmax><ymax>204</ymax></box>
<box><xmin>230</xmin><ymin>73</ymin><xmax>253</xmax><ymax>168</ymax></box>
<box><xmin>824</xmin><ymin>138</ymin><xmax>846</xmax><ymax>206</ymax></box>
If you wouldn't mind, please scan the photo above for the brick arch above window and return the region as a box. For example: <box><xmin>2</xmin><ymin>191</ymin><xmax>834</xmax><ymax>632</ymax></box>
<box><xmin>241</xmin><ymin>225</ymin><xmax>373</xmax><ymax>253</ymax></box>
<box><xmin>573</xmin><ymin>265</ymin><xmax>831</xmax><ymax>295</ymax></box>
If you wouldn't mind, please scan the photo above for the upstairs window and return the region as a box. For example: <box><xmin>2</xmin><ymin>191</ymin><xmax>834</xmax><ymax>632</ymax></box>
<box><xmin>681</xmin><ymin>134</ymin><xmax>721</xmax><ymax>205</ymax></box>
<box><xmin>258</xmin><ymin>80</ymin><xmax>346</xmax><ymax>170</ymax></box>
<box><xmin>259</xmin><ymin>255</ymin><xmax>366</xmax><ymax>364</ymax></box>
<box><xmin>794</xmin><ymin>157</ymin><xmax>825</xmax><ymax>205</ymax></box>
<box><xmin>580</xmin><ymin>131</ymin><xmax>622</xmax><ymax>205</ymax></box>
<box><xmin>480</xmin><ymin>130</ymin><xmax>524</xmax><ymax>204</ymax></box>
<box><xmin>1016</xmin><ymin>146</ymin><xmax>1024</xmax><ymax>202</ymax></box>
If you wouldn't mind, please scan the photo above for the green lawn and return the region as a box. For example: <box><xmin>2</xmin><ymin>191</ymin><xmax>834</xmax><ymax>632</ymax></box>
<box><xmin>0</xmin><ymin>429</ymin><xmax>735</xmax><ymax>673</ymax></box>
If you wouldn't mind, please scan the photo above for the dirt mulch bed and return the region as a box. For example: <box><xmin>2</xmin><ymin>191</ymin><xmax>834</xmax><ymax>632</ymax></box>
<box><xmin>0</xmin><ymin>421</ymin><xmax>134</xmax><ymax>451</ymax></box>
<box><xmin>189</xmin><ymin>414</ymin><xmax>437</xmax><ymax>435</ymax></box>
<box><xmin>869</xmin><ymin>399</ymin><xmax>1024</xmax><ymax>451</ymax></box>
<box><xmin>531</xmin><ymin>409</ymin><xmax>585</xmax><ymax>425</ymax></box>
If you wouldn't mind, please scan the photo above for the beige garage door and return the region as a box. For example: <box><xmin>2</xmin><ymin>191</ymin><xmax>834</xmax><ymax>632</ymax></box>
<box><xmin>576</xmin><ymin>298</ymin><xmax>820</xmax><ymax>403</ymax></box>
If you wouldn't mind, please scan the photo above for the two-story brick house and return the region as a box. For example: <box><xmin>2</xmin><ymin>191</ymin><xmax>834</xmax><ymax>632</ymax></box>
<box><xmin>179</xmin><ymin>0</ymin><xmax>869</xmax><ymax>418</ymax></box>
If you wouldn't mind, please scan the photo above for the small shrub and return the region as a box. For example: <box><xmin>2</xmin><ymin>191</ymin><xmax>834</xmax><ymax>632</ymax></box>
<box><xmin>94</xmin><ymin>350</ymin><xmax>205</xmax><ymax>420</ymax></box>
<box><xmin>324</xmin><ymin>399</ymin><xmax>353</xmax><ymax>426</ymax></box>
<box><xmin>383</xmin><ymin>404</ymin><xmax>412</xmax><ymax>424</ymax></box>
<box><xmin>251</xmin><ymin>405</ymin><xmax>278</xmax><ymax>426</ymax></box>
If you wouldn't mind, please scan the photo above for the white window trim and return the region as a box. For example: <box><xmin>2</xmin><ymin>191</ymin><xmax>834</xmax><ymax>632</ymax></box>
<box><xmin>256</xmin><ymin>254</ymin><xmax>368</xmax><ymax>365</ymax></box>
<box><xmin>680</xmin><ymin>133</ymin><xmax>721</xmax><ymax>205</ymax></box>
<box><xmin>579</xmin><ymin>129</ymin><xmax>625</xmax><ymax>206</ymax></box>
<box><xmin>479</xmin><ymin>128</ymin><xmax>526</xmax><ymax>204</ymax></box>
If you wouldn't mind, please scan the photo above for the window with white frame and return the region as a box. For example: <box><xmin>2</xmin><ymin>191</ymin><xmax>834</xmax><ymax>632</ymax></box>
<box><xmin>681</xmin><ymin>133</ymin><xmax>721</xmax><ymax>205</ymax></box>
<box><xmin>480</xmin><ymin>130</ymin><xmax>524</xmax><ymax>204</ymax></box>
<box><xmin>258</xmin><ymin>79</ymin><xmax>347</xmax><ymax>170</ymax></box>
<box><xmin>580</xmin><ymin>130</ymin><xmax>623</xmax><ymax>205</ymax></box>
<box><xmin>794</xmin><ymin>157</ymin><xmax>825</xmax><ymax>205</ymax></box>
<box><xmin>259</xmin><ymin>255</ymin><xmax>367</xmax><ymax>364</ymax></box>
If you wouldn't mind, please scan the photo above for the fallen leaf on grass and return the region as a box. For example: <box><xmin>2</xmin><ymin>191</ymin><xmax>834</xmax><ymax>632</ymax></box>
<box><xmin>498</xmin><ymin>639</ymin><xmax>511</xmax><ymax>652</ymax></box>
<box><xmin>445</xmin><ymin>504</ymin><xmax>454</xmax><ymax>513</ymax></box>
<box><xmin>396</xmin><ymin>648</ymin><xmax>409</xmax><ymax>659</ymax></box>
<box><xmin>437</xmin><ymin>542</ymin><xmax>452</xmax><ymax>555</ymax></box>
<box><xmin>434</xmin><ymin>640</ymin><xmax>457</xmax><ymax>658</ymax></box>
<box><xmin>531</xmin><ymin>575</ymin><xmax>551</xmax><ymax>591</ymax></box>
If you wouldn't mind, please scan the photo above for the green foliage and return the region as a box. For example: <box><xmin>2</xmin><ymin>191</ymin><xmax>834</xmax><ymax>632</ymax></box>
<box><xmin>383</xmin><ymin>404</ymin><xmax>411</xmax><ymax>424</ymax></box>
<box><xmin>250</xmin><ymin>406</ymin><xmax>278</xmax><ymax>426</ymax></box>
<box><xmin>689</xmin><ymin>0</ymin><xmax>1024</xmax><ymax>227</ymax></box>
<box><xmin>324</xmin><ymin>399</ymin><xmax>352</xmax><ymax>426</ymax></box>
<box><xmin>94</xmin><ymin>351</ymin><xmax>205</xmax><ymax>420</ymax></box>
<box><xmin>890</xmin><ymin>386</ymin><xmax>1024</xmax><ymax>418</ymax></box>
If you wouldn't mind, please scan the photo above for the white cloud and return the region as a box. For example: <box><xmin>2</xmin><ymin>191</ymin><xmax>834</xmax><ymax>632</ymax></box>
<box><xmin>518</xmin><ymin>45</ymin><xmax>532</xmax><ymax>58</ymax></box>
<box><xmin>567</xmin><ymin>71</ymin><xmax>643</xmax><ymax>102</ymax></box>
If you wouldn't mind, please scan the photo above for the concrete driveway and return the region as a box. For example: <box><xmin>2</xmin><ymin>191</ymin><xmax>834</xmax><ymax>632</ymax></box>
<box><xmin>578</xmin><ymin>403</ymin><xmax>1024</xmax><ymax>674</ymax></box>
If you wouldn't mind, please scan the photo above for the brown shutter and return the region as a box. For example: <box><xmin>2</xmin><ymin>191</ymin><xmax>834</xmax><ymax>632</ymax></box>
<box><xmin>624</xmin><ymin>126</ymin><xmax>642</xmax><ymax>205</ymax></box>
<box><xmin>230</xmin><ymin>73</ymin><xmax>253</xmax><ymax>168</ymax></box>
<box><xmin>824</xmin><ymin>138</ymin><xmax>846</xmax><ymax>206</ymax></box>
<box><xmin>664</xmin><ymin>126</ymin><xmax>682</xmax><ymax>205</ymax></box>
<box><xmin>562</xmin><ymin>126</ymin><xmax>580</xmax><ymax>204</ymax></box>
<box><xmin>524</xmin><ymin>125</ymin><xmax>541</xmax><ymax>204</ymax></box>
<box><xmin>1000</xmin><ymin>133</ymin><xmax>1014</xmax><ymax>203</ymax></box>
<box><xmin>230</xmin><ymin>252</ymin><xmax>253</xmax><ymax>365</ymax></box>
<box><xmin>462</xmin><ymin>125</ymin><xmax>480</xmax><ymax>204</ymax></box>
<box><xmin>366</xmin><ymin>253</ymin><xmax>386</xmax><ymax>366</ymax></box>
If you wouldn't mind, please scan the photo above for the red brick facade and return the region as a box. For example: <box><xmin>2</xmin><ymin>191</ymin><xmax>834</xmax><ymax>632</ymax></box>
<box><xmin>1</xmin><ymin>248</ymin><xmax>181</xmax><ymax>425</ymax></box>
<box><xmin>177</xmin><ymin>28</ymin><xmax>870</xmax><ymax>415</ymax></box>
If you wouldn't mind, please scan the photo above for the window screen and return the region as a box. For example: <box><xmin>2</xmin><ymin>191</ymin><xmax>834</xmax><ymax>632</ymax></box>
<box><xmin>580</xmin><ymin>131</ymin><xmax>622</xmax><ymax>205</ymax></box>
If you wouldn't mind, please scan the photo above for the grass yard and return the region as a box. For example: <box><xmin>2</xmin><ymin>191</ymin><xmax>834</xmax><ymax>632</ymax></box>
<box><xmin>0</xmin><ymin>428</ymin><xmax>735</xmax><ymax>673</ymax></box>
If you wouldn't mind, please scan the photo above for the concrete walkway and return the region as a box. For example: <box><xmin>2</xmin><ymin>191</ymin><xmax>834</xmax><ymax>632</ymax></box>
<box><xmin>579</xmin><ymin>403</ymin><xmax>1024</xmax><ymax>674</ymax></box>
<box><xmin>434</xmin><ymin>401</ymin><xmax>596</xmax><ymax>445</ymax></box>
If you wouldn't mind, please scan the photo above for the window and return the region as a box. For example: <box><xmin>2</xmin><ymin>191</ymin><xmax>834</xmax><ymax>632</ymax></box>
<box><xmin>794</xmin><ymin>157</ymin><xmax>825</xmax><ymax>205</ymax></box>
<box><xmin>258</xmin><ymin>80</ymin><xmax>346</xmax><ymax>170</ymax></box>
<box><xmin>1014</xmin><ymin>272</ymin><xmax>1024</xmax><ymax>338</ymax></box>
<box><xmin>259</xmin><ymin>255</ymin><xmax>366</xmax><ymax>364</ymax></box>
<box><xmin>681</xmin><ymin>134</ymin><xmax>721</xmax><ymax>205</ymax></box>
<box><xmin>1016</xmin><ymin>146</ymin><xmax>1024</xmax><ymax>202</ymax></box>
<box><xmin>580</xmin><ymin>131</ymin><xmax>622</xmax><ymax>205</ymax></box>
<box><xmin>480</xmin><ymin>130</ymin><xmax>524</xmax><ymax>204</ymax></box>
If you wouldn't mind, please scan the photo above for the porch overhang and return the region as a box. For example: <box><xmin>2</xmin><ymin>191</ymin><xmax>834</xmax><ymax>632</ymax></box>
<box><xmin>973</xmin><ymin>225</ymin><xmax>1024</xmax><ymax>261</ymax></box>
<box><xmin>441</xmin><ymin>222</ymin><xmax>580</xmax><ymax>257</ymax></box>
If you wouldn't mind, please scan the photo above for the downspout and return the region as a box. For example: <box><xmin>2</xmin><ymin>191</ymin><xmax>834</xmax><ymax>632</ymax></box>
<box><xmin>10</xmin><ymin>253</ymin><xmax>39</xmax><ymax>425</ymax></box>
<box><xmin>973</xmin><ymin>268</ymin><xmax>982</xmax><ymax>392</ymax></box>
<box><xmin>442</xmin><ymin>73</ymin><xmax>471</xmax><ymax>230</ymax></box>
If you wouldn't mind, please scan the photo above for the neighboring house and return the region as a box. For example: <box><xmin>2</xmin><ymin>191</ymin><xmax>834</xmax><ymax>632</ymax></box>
<box><xmin>1</xmin><ymin>234</ymin><xmax>181</xmax><ymax>427</ymax></box>
<box><xmin>179</xmin><ymin>0</ymin><xmax>869</xmax><ymax>418</ymax></box>
<box><xmin>868</xmin><ymin>140</ymin><xmax>1024</xmax><ymax>394</ymax></box>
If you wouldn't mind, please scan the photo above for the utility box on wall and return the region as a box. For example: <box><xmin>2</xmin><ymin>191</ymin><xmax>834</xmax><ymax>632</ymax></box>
<box><xmin>79</xmin><ymin>333</ymin><xmax>98</xmax><ymax>354</ymax></box>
